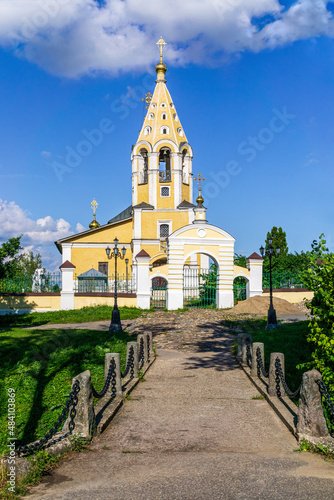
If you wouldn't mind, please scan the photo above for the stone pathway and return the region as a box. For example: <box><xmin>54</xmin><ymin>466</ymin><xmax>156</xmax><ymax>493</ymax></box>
<box><xmin>26</xmin><ymin>310</ymin><xmax>334</xmax><ymax>499</ymax></box>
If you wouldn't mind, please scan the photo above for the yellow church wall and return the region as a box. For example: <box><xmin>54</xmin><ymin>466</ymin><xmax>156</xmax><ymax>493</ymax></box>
<box><xmin>234</xmin><ymin>265</ymin><xmax>250</xmax><ymax>277</ymax></box>
<box><xmin>141</xmin><ymin>211</ymin><xmax>189</xmax><ymax>239</ymax></box>
<box><xmin>181</xmin><ymin>182</ymin><xmax>190</xmax><ymax>201</ymax></box>
<box><xmin>0</xmin><ymin>294</ymin><xmax>61</xmax><ymax>311</ymax></box>
<box><xmin>137</xmin><ymin>184</ymin><xmax>150</xmax><ymax>204</ymax></box>
<box><xmin>71</xmin><ymin>247</ymin><xmax>133</xmax><ymax>277</ymax></box>
<box><xmin>262</xmin><ymin>290</ymin><xmax>314</xmax><ymax>304</ymax></box>
<box><xmin>149</xmin><ymin>263</ymin><xmax>169</xmax><ymax>278</ymax></box>
<box><xmin>74</xmin><ymin>296</ymin><xmax>137</xmax><ymax>309</ymax></box>
<box><xmin>156</xmin><ymin>181</ymin><xmax>174</xmax><ymax>209</ymax></box>
<box><xmin>69</xmin><ymin>219</ymin><xmax>133</xmax><ymax>244</ymax></box>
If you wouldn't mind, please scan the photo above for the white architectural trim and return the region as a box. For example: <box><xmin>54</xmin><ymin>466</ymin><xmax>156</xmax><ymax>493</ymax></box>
<box><xmin>153</xmin><ymin>139</ymin><xmax>178</xmax><ymax>153</ymax></box>
<box><xmin>132</xmin><ymin>140</ymin><xmax>153</xmax><ymax>157</ymax></box>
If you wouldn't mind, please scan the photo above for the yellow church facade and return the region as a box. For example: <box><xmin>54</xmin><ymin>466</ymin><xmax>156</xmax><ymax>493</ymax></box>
<box><xmin>56</xmin><ymin>39</ymin><xmax>263</xmax><ymax>310</ymax></box>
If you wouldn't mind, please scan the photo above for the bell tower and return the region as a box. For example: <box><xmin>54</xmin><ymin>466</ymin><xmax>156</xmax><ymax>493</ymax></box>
<box><xmin>131</xmin><ymin>37</ymin><xmax>194</xmax><ymax>210</ymax></box>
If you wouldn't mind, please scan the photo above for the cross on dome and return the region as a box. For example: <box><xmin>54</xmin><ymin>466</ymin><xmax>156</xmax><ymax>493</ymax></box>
<box><xmin>156</xmin><ymin>36</ymin><xmax>167</xmax><ymax>62</ymax></box>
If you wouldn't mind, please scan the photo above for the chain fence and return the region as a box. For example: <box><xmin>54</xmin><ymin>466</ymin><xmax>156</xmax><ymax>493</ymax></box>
<box><xmin>17</xmin><ymin>380</ymin><xmax>80</xmax><ymax>455</ymax></box>
<box><xmin>317</xmin><ymin>380</ymin><xmax>334</xmax><ymax>420</ymax></box>
<box><xmin>91</xmin><ymin>359</ymin><xmax>117</xmax><ymax>399</ymax></box>
<box><xmin>256</xmin><ymin>347</ymin><xmax>269</xmax><ymax>378</ymax></box>
<box><xmin>274</xmin><ymin>357</ymin><xmax>301</xmax><ymax>399</ymax></box>
<box><xmin>121</xmin><ymin>345</ymin><xmax>135</xmax><ymax>379</ymax></box>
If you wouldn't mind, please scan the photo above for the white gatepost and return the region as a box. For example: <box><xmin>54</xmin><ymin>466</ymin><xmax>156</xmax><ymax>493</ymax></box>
<box><xmin>135</xmin><ymin>250</ymin><xmax>151</xmax><ymax>309</ymax></box>
<box><xmin>60</xmin><ymin>260</ymin><xmax>76</xmax><ymax>310</ymax></box>
<box><xmin>246</xmin><ymin>252</ymin><xmax>263</xmax><ymax>298</ymax></box>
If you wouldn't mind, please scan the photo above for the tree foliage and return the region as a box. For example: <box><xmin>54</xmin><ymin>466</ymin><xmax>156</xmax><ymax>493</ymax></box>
<box><xmin>0</xmin><ymin>236</ymin><xmax>23</xmax><ymax>278</ymax></box>
<box><xmin>263</xmin><ymin>226</ymin><xmax>288</xmax><ymax>271</ymax></box>
<box><xmin>301</xmin><ymin>234</ymin><xmax>334</xmax><ymax>430</ymax></box>
<box><xmin>17</xmin><ymin>251</ymin><xmax>44</xmax><ymax>277</ymax></box>
<box><xmin>234</xmin><ymin>253</ymin><xmax>247</xmax><ymax>268</ymax></box>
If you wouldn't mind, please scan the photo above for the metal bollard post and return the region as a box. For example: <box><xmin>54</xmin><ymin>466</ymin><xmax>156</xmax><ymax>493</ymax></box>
<box><xmin>105</xmin><ymin>353</ymin><xmax>122</xmax><ymax>397</ymax></box>
<box><xmin>251</xmin><ymin>342</ymin><xmax>264</xmax><ymax>378</ymax></box>
<box><xmin>268</xmin><ymin>352</ymin><xmax>285</xmax><ymax>397</ymax></box>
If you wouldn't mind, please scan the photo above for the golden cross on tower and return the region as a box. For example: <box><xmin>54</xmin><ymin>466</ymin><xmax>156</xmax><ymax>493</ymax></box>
<box><xmin>194</xmin><ymin>173</ymin><xmax>205</xmax><ymax>206</ymax></box>
<box><xmin>142</xmin><ymin>91</ymin><xmax>152</xmax><ymax>109</ymax></box>
<box><xmin>156</xmin><ymin>36</ymin><xmax>166</xmax><ymax>62</ymax></box>
<box><xmin>91</xmin><ymin>198</ymin><xmax>98</xmax><ymax>216</ymax></box>
<box><xmin>194</xmin><ymin>173</ymin><xmax>206</xmax><ymax>188</ymax></box>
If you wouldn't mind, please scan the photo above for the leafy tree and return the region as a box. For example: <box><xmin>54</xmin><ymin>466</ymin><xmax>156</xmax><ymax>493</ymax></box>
<box><xmin>263</xmin><ymin>226</ymin><xmax>288</xmax><ymax>271</ymax></box>
<box><xmin>234</xmin><ymin>253</ymin><xmax>247</xmax><ymax>268</ymax></box>
<box><xmin>17</xmin><ymin>251</ymin><xmax>44</xmax><ymax>277</ymax></box>
<box><xmin>0</xmin><ymin>236</ymin><xmax>22</xmax><ymax>278</ymax></box>
<box><xmin>302</xmin><ymin>234</ymin><xmax>334</xmax><ymax>431</ymax></box>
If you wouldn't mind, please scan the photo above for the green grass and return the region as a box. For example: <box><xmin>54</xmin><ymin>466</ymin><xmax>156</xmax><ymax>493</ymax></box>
<box><xmin>0</xmin><ymin>305</ymin><xmax>148</xmax><ymax>328</ymax></box>
<box><xmin>0</xmin><ymin>326</ymin><xmax>134</xmax><ymax>456</ymax></box>
<box><xmin>226</xmin><ymin>317</ymin><xmax>314</xmax><ymax>393</ymax></box>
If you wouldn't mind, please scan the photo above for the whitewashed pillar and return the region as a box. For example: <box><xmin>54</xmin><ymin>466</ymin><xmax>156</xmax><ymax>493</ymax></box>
<box><xmin>135</xmin><ymin>250</ymin><xmax>151</xmax><ymax>309</ymax></box>
<box><xmin>246</xmin><ymin>252</ymin><xmax>263</xmax><ymax>298</ymax></box>
<box><xmin>60</xmin><ymin>260</ymin><xmax>76</xmax><ymax>310</ymax></box>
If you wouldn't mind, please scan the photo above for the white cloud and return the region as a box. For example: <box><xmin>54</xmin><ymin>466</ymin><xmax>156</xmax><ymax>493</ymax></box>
<box><xmin>41</xmin><ymin>150</ymin><xmax>51</xmax><ymax>158</ymax></box>
<box><xmin>0</xmin><ymin>0</ymin><xmax>333</xmax><ymax>77</ymax></box>
<box><xmin>76</xmin><ymin>222</ymin><xmax>86</xmax><ymax>233</ymax></box>
<box><xmin>0</xmin><ymin>199</ymin><xmax>86</xmax><ymax>270</ymax></box>
<box><xmin>0</xmin><ymin>198</ymin><xmax>76</xmax><ymax>245</ymax></box>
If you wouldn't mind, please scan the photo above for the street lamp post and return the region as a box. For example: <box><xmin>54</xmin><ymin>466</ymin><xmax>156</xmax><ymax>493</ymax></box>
<box><xmin>106</xmin><ymin>238</ymin><xmax>126</xmax><ymax>333</ymax></box>
<box><xmin>125</xmin><ymin>258</ymin><xmax>129</xmax><ymax>292</ymax></box>
<box><xmin>260</xmin><ymin>237</ymin><xmax>280</xmax><ymax>329</ymax></box>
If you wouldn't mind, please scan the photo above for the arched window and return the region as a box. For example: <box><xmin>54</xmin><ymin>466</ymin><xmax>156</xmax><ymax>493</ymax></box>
<box><xmin>144</xmin><ymin>126</ymin><xmax>151</xmax><ymax>136</ymax></box>
<box><xmin>160</xmin><ymin>102</ymin><xmax>167</xmax><ymax>107</ymax></box>
<box><xmin>160</xmin><ymin>224</ymin><xmax>169</xmax><ymax>238</ymax></box>
<box><xmin>160</xmin><ymin>126</ymin><xmax>169</xmax><ymax>135</ymax></box>
<box><xmin>159</xmin><ymin>148</ymin><xmax>171</xmax><ymax>182</ymax></box>
<box><xmin>177</xmin><ymin>127</ymin><xmax>184</xmax><ymax>136</ymax></box>
<box><xmin>182</xmin><ymin>149</ymin><xmax>189</xmax><ymax>185</ymax></box>
<box><xmin>148</xmin><ymin>113</ymin><xmax>154</xmax><ymax>120</ymax></box>
<box><xmin>161</xmin><ymin>113</ymin><xmax>167</xmax><ymax>120</ymax></box>
<box><xmin>173</xmin><ymin>113</ymin><xmax>179</xmax><ymax>122</ymax></box>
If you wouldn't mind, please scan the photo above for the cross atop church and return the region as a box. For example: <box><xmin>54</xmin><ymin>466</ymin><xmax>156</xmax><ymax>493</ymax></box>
<box><xmin>156</xmin><ymin>36</ymin><xmax>166</xmax><ymax>61</ymax></box>
<box><xmin>91</xmin><ymin>198</ymin><xmax>98</xmax><ymax>216</ymax></box>
<box><xmin>194</xmin><ymin>173</ymin><xmax>206</xmax><ymax>189</ymax></box>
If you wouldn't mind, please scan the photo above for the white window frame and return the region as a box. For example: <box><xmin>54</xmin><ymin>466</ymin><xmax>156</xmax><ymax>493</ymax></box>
<box><xmin>157</xmin><ymin>220</ymin><xmax>172</xmax><ymax>239</ymax></box>
<box><xmin>160</xmin><ymin>186</ymin><xmax>170</xmax><ymax>197</ymax></box>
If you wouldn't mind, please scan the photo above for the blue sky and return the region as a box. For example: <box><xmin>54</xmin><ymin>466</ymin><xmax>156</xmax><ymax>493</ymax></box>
<box><xmin>0</xmin><ymin>0</ymin><xmax>334</xmax><ymax>270</ymax></box>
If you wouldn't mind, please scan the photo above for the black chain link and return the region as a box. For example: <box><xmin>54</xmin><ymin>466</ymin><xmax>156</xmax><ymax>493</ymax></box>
<box><xmin>17</xmin><ymin>380</ymin><xmax>80</xmax><ymax>455</ymax></box>
<box><xmin>246</xmin><ymin>337</ymin><xmax>252</xmax><ymax>368</ymax></box>
<box><xmin>256</xmin><ymin>347</ymin><xmax>269</xmax><ymax>378</ymax></box>
<box><xmin>147</xmin><ymin>335</ymin><xmax>151</xmax><ymax>363</ymax></box>
<box><xmin>275</xmin><ymin>357</ymin><xmax>301</xmax><ymax>398</ymax></box>
<box><xmin>138</xmin><ymin>337</ymin><xmax>145</xmax><ymax>369</ymax></box>
<box><xmin>121</xmin><ymin>345</ymin><xmax>134</xmax><ymax>378</ymax></box>
<box><xmin>317</xmin><ymin>380</ymin><xmax>334</xmax><ymax>418</ymax></box>
<box><xmin>92</xmin><ymin>358</ymin><xmax>116</xmax><ymax>399</ymax></box>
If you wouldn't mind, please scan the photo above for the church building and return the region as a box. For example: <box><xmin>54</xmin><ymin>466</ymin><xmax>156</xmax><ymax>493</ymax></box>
<box><xmin>56</xmin><ymin>38</ymin><xmax>262</xmax><ymax>310</ymax></box>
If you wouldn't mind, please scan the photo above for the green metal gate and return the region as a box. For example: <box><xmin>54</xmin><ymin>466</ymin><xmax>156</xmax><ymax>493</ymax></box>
<box><xmin>233</xmin><ymin>277</ymin><xmax>247</xmax><ymax>304</ymax></box>
<box><xmin>183</xmin><ymin>266</ymin><xmax>217</xmax><ymax>308</ymax></box>
<box><xmin>151</xmin><ymin>277</ymin><xmax>167</xmax><ymax>309</ymax></box>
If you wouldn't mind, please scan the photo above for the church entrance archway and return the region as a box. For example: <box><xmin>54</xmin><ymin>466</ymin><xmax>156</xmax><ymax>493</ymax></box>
<box><xmin>183</xmin><ymin>253</ymin><xmax>218</xmax><ymax>308</ymax></box>
<box><xmin>151</xmin><ymin>276</ymin><xmax>167</xmax><ymax>309</ymax></box>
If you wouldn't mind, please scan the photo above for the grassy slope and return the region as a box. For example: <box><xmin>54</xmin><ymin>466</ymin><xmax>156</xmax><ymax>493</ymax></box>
<box><xmin>0</xmin><ymin>306</ymin><xmax>147</xmax><ymax>328</ymax></box>
<box><xmin>0</xmin><ymin>327</ymin><xmax>135</xmax><ymax>456</ymax></box>
<box><xmin>225</xmin><ymin>316</ymin><xmax>314</xmax><ymax>391</ymax></box>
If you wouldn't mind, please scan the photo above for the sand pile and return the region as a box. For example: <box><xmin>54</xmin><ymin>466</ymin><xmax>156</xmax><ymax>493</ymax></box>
<box><xmin>230</xmin><ymin>295</ymin><xmax>301</xmax><ymax>316</ymax></box>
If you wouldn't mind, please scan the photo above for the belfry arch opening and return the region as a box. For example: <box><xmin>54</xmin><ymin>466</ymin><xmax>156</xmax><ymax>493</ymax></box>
<box><xmin>183</xmin><ymin>253</ymin><xmax>218</xmax><ymax>308</ymax></box>
<box><xmin>159</xmin><ymin>147</ymin><xmax>171</xmax><ymax>182</ymax></box>
<box><xmin>138</xmin><ymin>148</ymin><xmax>148</xmax><ymax>185</ymax></box>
